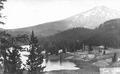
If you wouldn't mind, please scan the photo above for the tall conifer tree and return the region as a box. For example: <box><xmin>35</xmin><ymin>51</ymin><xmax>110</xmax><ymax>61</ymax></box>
<box><xmin>27</xmin><ymin>31</ymin><xmax>44</xmax><ymax>73</ymax></box>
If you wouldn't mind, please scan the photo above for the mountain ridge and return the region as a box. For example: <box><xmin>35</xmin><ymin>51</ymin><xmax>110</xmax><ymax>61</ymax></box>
<box><xmin>1</xmin><ymin>6</ymin><xmax>120</xmax><ymax>37</ymax></box>
<box><xmin>43</xmin><ymin>18</ymin><xmax>120</xmax><ymax>48</ymax></box>
<box><xmin>66</xmin><ymin>6</ymin><xmax>120</xmax><ymax>29</ymax></box>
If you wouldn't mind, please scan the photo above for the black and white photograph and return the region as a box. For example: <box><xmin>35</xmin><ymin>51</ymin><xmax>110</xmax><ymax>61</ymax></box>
<box><xmin>0</xmin><ymin>0</ymin><xmax>120</xmax><ymax>74</ymax></box>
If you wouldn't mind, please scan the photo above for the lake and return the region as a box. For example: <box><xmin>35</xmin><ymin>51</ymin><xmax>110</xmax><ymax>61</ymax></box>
<box><xmin>43</xmin><ymin>59</ymin><xmax>79</xmax><ymax>72</ymax></box>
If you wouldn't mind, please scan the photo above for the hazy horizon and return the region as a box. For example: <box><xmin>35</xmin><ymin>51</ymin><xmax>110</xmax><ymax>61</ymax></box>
<box><xmin>1</xmin><ymin>0</ymin><xmax>120</xmax><ymax>29</ymax></box>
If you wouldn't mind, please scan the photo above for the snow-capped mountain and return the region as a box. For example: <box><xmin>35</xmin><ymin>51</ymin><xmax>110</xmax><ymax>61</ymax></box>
<box><xmin>66</xmin><ymin>6</ymin><xmax>120</xmax><ymax>29</ymax></box>
<box><xmin>2</xmin><ymin>6</ymin><xmax>120</xmax><ymax>37</ymax></box>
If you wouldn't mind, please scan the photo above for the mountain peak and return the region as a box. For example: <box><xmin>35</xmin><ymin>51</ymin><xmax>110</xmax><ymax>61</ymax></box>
<box><xmin>84</xmin><ymin>6</ymin><xmax>115</xmax><ymax>16</ymax></box>
<box><xmin>93</xmin><ymin>6</ymin><xmax>109</xmax><ymax>10</ymax></box>
<box><xmin>67</xmin><ymin>6</ymin><xmax>120</xmax><ymax>29</ymax></box>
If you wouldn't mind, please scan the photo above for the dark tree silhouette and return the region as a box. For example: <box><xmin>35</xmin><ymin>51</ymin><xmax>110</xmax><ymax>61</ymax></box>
<box><xmin>0</xmin><ymin>0</ymin><xmax>7</xmax><ymax>25</ymax></box>
<box><xmin>0</xmin><ymin>31</ymin><xmax>22</xmax><ymax>74</ymax></box>
<box><xmin>27</xmin><ymin>31</ymin><xmax>44</xmax><ymax>74</ymax></box>
<box><xmin>0</xmin><ymin>31</ymin><xmax>11</xmax><ymax>73</ymax></box>
<box><xmin>112</xmin><ymin>52</ymin><xmax>118</xmax><ymax>63</ymax></box>
<box><xmin>7</xmin><ymin>37</ymin><xmax>22</xmax><ymax>73</ymax></box>
<box><xmin>89</xmin><ymin>45</ymin><xmax>93</xmax><ymax>52</ymax></box>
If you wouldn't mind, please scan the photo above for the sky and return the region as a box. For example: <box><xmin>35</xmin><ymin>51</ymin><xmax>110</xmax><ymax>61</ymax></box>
<box><xmin>1</xmin><ymin>0</ymin><xmax>120</xmax><ymax>29</ymax></box>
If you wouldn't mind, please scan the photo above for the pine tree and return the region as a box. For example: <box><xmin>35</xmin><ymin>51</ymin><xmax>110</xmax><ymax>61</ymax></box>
<box><xmin>27</xmin><ymin>31</ymin><xmax>44</xmax><ymax>73</ymax></box>
<box><xmin>0</xmin><ymin>0</ymin><xmax>7</xmax><ymax>25</ymax></box>
<box><xmin>0</xmin><ymin>32</ymin><xmax>22</xmax><ymax>74</ymax></box>
<box><xmin>7</xmin><ymin>37</ymin><xmax>22</xmax><ymax>73</ymax></box>
<box><xmin>0</xmin><ymin>31</ymin><xmax>11</xmax><ymax>73</ymax></box>
<box><xmin>0</xmin><ymin>0</ymin><xmax>8</xmax><ymax>70</ymax></box>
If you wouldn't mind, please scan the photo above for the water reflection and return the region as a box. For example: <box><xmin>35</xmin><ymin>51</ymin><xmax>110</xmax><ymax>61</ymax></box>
<box><xmin>43</xmin><ymin>60</ymin><xmax>79</xmax><ymax>71</ymax></box>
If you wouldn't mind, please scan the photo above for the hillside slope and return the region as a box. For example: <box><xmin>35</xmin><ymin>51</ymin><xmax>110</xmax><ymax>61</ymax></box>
<box><xmin>2</xmin><ymin>6</ymin><xmax>120</xmax><ymax>37</ymax></box>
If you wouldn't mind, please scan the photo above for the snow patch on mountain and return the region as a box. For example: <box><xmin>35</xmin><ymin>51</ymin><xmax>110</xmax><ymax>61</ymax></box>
<box><xmin>66</xmin><ymin>6</ymin><xmax>120</xmax><ymax>29</ymax></box>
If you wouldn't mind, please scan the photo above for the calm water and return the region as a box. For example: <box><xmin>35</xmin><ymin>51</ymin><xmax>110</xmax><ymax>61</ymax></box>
<box><xmin>43</xmin><ymin>59</ymin><xmax>79</xmax><ymax>72</ymax></box>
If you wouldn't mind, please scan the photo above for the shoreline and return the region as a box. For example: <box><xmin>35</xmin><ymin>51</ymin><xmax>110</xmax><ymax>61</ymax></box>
<box><xmin>43</xmin><ymin>53</ymin><xmax>100</xmax><ymax>74</ymax></box>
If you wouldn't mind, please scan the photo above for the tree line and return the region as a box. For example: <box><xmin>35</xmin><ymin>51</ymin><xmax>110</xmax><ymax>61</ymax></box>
<box><xmin>0</xmin><ymin>31</ymin><xmax>45</xmax><ymax>74</ymax></box>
